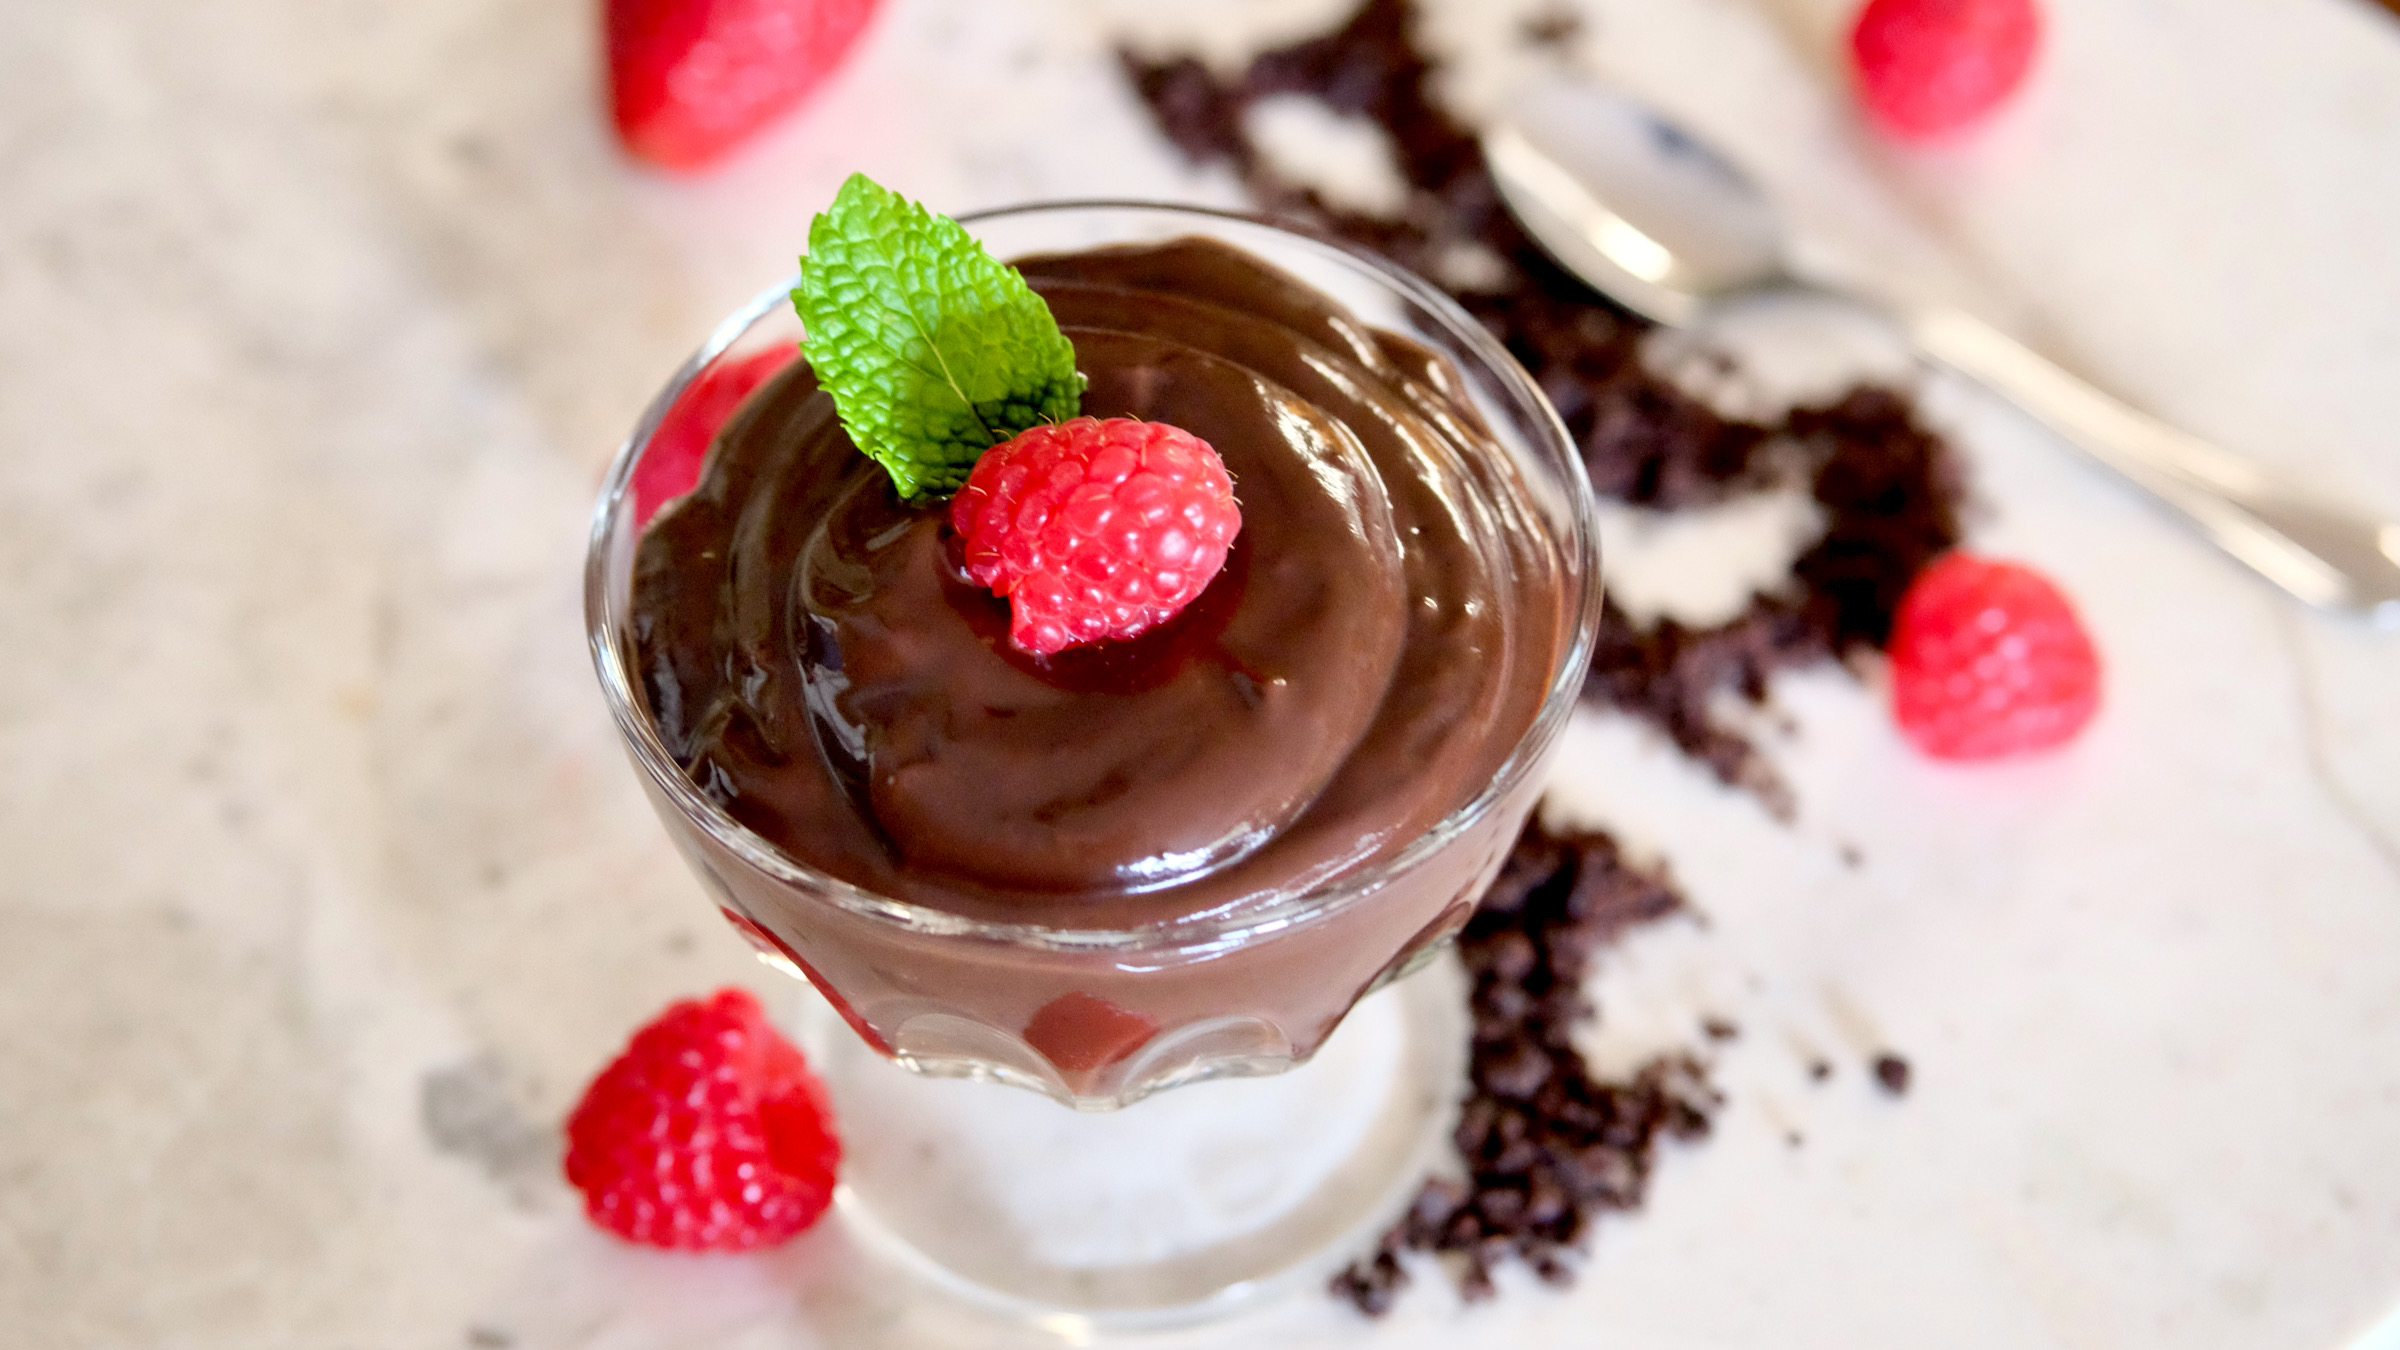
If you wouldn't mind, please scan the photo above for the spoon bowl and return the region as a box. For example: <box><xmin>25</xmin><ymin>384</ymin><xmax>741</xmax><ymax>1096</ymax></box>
<box><xmin>1486</xmin><ymin>80</ymin><xmax>1785</xmax><ymax>324</ymax></box>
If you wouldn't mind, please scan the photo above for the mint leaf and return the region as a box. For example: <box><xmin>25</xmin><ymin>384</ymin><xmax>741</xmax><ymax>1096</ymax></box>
<box><xmin>792</xmin><ymin>174</ymin><xmax>1085</xmax><ymax>497</ymax></box>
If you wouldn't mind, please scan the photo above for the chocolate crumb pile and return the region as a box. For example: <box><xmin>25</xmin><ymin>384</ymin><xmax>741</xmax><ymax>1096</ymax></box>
<box><xmin>1120</xmin><ymin>0</ymin><xmax>1952</xmax><ymax>1314</ymax></box>
<box><xmin>1122</xmin><ymin>0</ymin><xmax>1967</xmax><ymax>809</ymax></box>
<box><xmin>1329</xmin><ymin>818</ymin><xmax>1719</xmax><ymax>1314</ymax></box>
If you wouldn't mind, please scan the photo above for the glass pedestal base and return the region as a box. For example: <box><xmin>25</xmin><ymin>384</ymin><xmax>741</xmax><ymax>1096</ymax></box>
<box><xmin>782</xmin><ymin>957</ymin><xmax>1467</xmax><ymax>1333</ymax></box>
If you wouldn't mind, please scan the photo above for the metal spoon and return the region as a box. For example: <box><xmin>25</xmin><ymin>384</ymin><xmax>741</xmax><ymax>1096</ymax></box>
<box><xmin>1483</xmin><ymin>80</ymin><xmax>2400</xmax><ymax>627</ymax></box>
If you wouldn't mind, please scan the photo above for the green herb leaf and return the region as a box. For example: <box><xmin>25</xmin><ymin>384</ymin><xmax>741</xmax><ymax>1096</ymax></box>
<box><xmin>791</xmin><ymin>173</ymin><xmax>1085</xmax><ymax>497</ymax></box>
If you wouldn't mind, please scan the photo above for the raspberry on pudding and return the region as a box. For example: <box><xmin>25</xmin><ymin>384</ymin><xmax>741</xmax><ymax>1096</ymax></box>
<box><xmin>952</xmin><ymin>417</ymin><xmax>1242</xmax><ymax>656</ymax></box>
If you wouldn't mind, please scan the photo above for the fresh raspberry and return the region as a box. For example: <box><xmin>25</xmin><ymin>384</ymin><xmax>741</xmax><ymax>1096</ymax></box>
<box><xmin>563</xmin><ymin>987</ymin><xmax>840</xmax><ymax>1251</ymax></box>
<box><xmin>1889</xmin><ymin>553</ymin><xmax>2100</xmax><ymax>760</ymax></box>
<box><xmin>633</xmin><ymin>346</ymin><xmax>797</xmax><ymax>529</ymax></box>
<box><xmin>1849</xmin><ymin>0</ymin><xmax>2042</xmax><ymax>141</ymax></box>
<box><xmin>606</xmin><ymin>0</ymin><xmax>882</xmax><ymax>172</ymax></box>
<box><xmin>951</xmin><ymin>418</ymin><xmax>1242</xmax><ymax>657</ymax></box>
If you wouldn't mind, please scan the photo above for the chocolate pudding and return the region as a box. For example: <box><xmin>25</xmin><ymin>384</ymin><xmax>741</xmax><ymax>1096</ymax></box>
<box><xmin>618</xmin><ymin>231</ymin><xmax>1586</xmax><ymax>1101</ymax></box>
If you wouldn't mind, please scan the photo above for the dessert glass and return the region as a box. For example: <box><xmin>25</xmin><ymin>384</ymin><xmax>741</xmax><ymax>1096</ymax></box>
<box><xmin>586</xmin><ymin>202</ymin><xmax>1601</xmax><ymax>1320</ymax></box>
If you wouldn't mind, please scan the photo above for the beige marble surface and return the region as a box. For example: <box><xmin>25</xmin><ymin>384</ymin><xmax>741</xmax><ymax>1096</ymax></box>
<box><xmin>4</xmin><ymin>0</ymin><xmax>2398</xmax><ymax>1346</ymax></box>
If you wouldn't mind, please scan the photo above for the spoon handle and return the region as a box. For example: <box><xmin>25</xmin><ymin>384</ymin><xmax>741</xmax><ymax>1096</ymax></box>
<box><xmin>1906</xmin><ymin>307</ymin><xmax>2400</xmax><ymax>626</ymax></box>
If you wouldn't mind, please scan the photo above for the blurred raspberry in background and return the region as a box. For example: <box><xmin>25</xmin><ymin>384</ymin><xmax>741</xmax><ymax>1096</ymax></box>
<box><xmin>1848</xmin><ymin>0</ymin><xmax>2042</xmax><ymax>141</ymax></box>
<box><xmin>606</xmin><ymin>0</ymin><xmax>883</xmax><ymax>170</ymax></box>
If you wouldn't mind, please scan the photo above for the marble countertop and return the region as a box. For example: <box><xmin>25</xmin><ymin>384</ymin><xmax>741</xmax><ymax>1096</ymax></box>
<box><xmin>4</xmin><ymin>0</ymin><xmax>2399</xmax><ymax>1346</ymax></box>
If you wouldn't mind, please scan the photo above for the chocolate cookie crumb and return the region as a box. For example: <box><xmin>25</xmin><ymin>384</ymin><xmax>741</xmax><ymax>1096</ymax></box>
<box><xmin>1329</xmin><ymin>1248</ymin><xmax>1409</xmax><ymax>1317</ymax></box>
<box><xmin>1520</xmin><ymin>6</ymin><xmax>1584</xmax><ymax>47</ymax></box>
<box><xmin>1809</xmin><ymin>1058</ymin><xmax>1833</xmax><ymax>1083</ymax></box>
<box><xmin>1702</xmin><ymin>1016</ymin><xmax>1740</xmax><ymax>1042</ymax></box>
<box><xmin>1331</xmin><ymin>816</ymin><xmax>1719</xmax><ymax>1315</ymax></box>
<box><xmin>1119</xmin><ymin>0</ymin><xmax>1968</xmax><ymax>813</ymax></box>
<box><xmin>1873</xmin><ymin>1053</ymin><xmax>1912</xmax><ymax>1096</ymax></box>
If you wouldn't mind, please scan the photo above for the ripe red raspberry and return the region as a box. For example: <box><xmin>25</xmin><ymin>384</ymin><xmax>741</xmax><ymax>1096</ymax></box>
<box><xmin>633</xmin><ymin>346</ymin><xmax>797</xmax><ymax>529</ymax></box>
<box><xmin>951</xmin><ymin>418</ymin><xmax>1242</xmax><ymax>657</ymax></box>
<box><xmin>606</xmin><ymin>0</ymin><xmax>883</xmax><ymax>172</ymax></box>
<box><xmin>563</xmin><ymin>987</ymin><xmax>840</xmax><ymax>1251</ymax></box>
<box><xmin>1889</xmin><ymin>553</ymin><xmax>2100</xmax><ymax>761</ymax></box>
<box><xmin>1849</xmin><ymin>0</ymin><xmax>2042</xmax><ymax>141</ymax></box>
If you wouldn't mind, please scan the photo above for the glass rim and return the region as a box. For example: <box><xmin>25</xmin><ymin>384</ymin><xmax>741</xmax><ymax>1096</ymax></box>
<box><xmin>583</xmin><ymin>199</ymin><xmax>1604</xmax><ymax>955</ymax></box>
